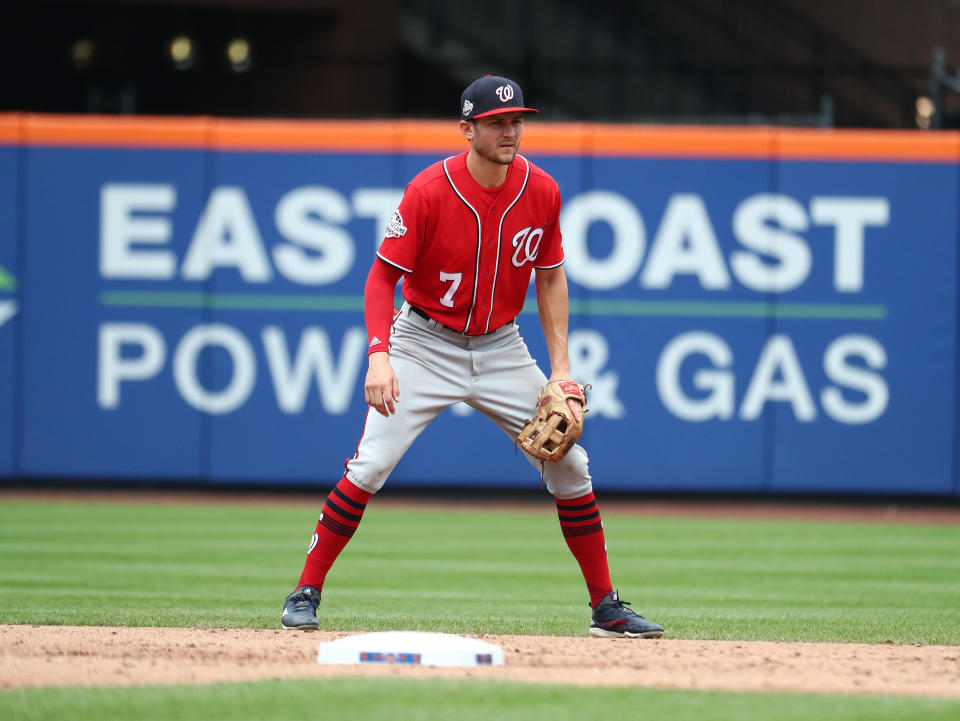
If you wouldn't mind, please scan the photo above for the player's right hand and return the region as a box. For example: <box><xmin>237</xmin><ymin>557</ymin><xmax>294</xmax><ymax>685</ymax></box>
<box><xmin>365</xmin><ymin>352</ymin><xmax>400</xmax><ymax>417</ymax></box>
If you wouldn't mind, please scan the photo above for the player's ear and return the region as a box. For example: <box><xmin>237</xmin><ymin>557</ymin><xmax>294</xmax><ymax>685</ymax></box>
<box><xmin>459</xmin><ymin>119</ymin><xmax>474</xmax><ymax>141</ymax></box>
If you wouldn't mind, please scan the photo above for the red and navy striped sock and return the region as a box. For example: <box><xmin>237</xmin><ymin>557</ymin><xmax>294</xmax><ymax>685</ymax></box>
<box><xmin>556</xmin><ymin>492</ymin><xmax>614</xmax><ymax>607</ymax></box>
<box><xmin>297</xmin><ymin>476</ymin><xmax>372</xmax><ymax>591</ymax></box>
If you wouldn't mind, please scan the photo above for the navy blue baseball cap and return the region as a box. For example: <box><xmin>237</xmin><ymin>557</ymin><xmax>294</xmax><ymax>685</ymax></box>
<box><xmin>460</xmin><ymin>75</ymin><xmax>539</xmax><ymax>120</ymax></box>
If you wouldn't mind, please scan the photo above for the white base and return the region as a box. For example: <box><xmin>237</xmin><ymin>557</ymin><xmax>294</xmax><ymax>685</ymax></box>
<box><xmin>317</xmin><ymin>631</ymin><xmax>505</xmax><ymax>667</ymax></box>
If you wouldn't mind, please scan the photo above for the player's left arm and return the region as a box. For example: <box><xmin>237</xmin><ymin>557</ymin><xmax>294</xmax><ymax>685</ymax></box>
<box><xmin>534</xmin><ymin>265</ymin><xmax>582</xmax><ymax>422</ymax></box>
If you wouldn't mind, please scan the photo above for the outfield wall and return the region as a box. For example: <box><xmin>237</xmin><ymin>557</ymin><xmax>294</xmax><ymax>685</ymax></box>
<box><xmin>1</xmin><ymin>114</ymin><xmax>959</xmax><ymax>496</ymax></box>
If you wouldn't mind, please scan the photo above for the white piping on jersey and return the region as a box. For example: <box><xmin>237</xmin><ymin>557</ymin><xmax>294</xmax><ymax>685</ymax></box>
<box><xmin>486</xmin><ymin>155</ymin><xmax>530</xmax><ymax>332</ymax></box>
<box><xmin>442</xmin><ymin>154</ymin><xmax>531</xmax><ymax>334</ymax></box>
<box><xmin>442</xmin><ymin>156</ymin><xmax>484</xmax><ymax>333</ymax></box>
<box><xmin>375</xmin><ymin>251</ymin><xmax>413</xmax><ymax>274</ymax></box>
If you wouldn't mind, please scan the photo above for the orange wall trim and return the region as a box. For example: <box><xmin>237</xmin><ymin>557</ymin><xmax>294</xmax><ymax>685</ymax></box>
<box><xmin>1</xmin><ymin>113</ymin><xmax>958</xmax><ymax>162</ymax></box>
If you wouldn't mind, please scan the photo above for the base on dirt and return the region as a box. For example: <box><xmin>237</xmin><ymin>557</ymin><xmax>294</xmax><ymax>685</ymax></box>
<box><xmin>317</xmin><ymin>631</ymin><xmax>505</xmax><ymax>667</ymax></box>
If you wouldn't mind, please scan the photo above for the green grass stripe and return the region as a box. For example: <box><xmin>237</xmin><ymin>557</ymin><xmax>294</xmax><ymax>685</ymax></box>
<box><xmin>1</xmin><ymin>499</ymin><xmax>958</xmax><ymax>644</ymax></box>
<box><xmin>3</xmin><ymin>678</ymin><xmax>959</xmax><ymax>721</ymax></box>
<box><xmin>100</xmin><ymin>289</ymin><xmax>886</xmax><ymax>320</ymax></box>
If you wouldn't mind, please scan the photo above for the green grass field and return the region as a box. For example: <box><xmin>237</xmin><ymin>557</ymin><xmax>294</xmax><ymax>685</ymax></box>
<box><xmin>4</xmin><ymin>678</ymin><xmax>960</xmax><ymax>721</ymax></box>
<box><xmin>1</xmin><ymin>495</ymin><xmax>958</xmax><ymax>720</ymax></box>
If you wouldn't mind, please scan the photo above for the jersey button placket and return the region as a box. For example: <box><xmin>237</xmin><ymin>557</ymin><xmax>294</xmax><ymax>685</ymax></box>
<box><xmin>476</xmin><ymin>205</ymin><xmax>502</xmax><ymax>334</ymax></box>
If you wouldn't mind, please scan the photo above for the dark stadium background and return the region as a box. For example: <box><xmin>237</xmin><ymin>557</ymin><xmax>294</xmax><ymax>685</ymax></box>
<box><xmin>4</xmin><ymin>0</ymin><xmax>960</xmax><ymax>128</ymax></box>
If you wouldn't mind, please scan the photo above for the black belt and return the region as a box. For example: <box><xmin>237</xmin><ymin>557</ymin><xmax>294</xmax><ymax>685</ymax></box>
<box><xmin>409</xmin><ymin>306</ymin><xmax>514</xmax><ymax>335</ymax></box>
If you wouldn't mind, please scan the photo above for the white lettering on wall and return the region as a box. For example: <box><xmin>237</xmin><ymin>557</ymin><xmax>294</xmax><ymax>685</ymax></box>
<box><xmin>352</xmin><ymin>188</ymin><xmax>404</xmax><ymax>249</ymax></box>
<box><xmin>97</xmin><ymin>322</ymin><xmax>369</xmax><ymax>416</ymax></box>
<box><xmin>739</xmin><ymin>335</ymin><xmax>817</xmax><ymax>421</ymax></box>
<box><xmin>569</xmin><ymin>329</ymin><xmax>624</xmax><ymax>418</ymax></box>
<box><xmin>173</xmin><ymin>324</ymin><xmax>257</xmax><ymax>414</ymax></box>
<box><xmin>821</xmin><ymin>334</ymin><xmax>888</xmax><ymax>424</ymax></box>
<box><xmin>810</xmin><ymin>197</ymin><xmax>890</xmax><ymax>292</ymax></box>
<box><xmin>274</xmin><ymin>187</ymin><xmax>355</xmax><ymax>285</ymax></box>
<box><xmin>98</xmin><ymin>183</ymin><xmax>891</xmax><ymax>295</ymax></box>
<box><xmin>642</xmin><ymin>194</ymin><xmax>731</xmax><ymax>290</ymax></box>
<box><xmin>656</xmin><ymin>331</ymin><xmax>735</xmax><ymax>421</ymax></box>
<box><xmin>262</xmin><ymin>326</ymin><xmax>367</xmax><ymax>414</ymax></box>
<box><xmin>100</xmin><ymin>184</ymin><xmax>176</xmax><ymax>279</ymax></box>
<box><xmin>181</xmin><ymin>187</ymin><xmax>273</xmax><ymax>282</ymax></box>
<box><xmin>97</xmin><ymin>323</ymin><xmax>166</xmax><ymax>408</ymax></box>
<box><xmin>656</xmin><ymin>331</ymin><xmax>890</xmax><ymax>424</ymax></box>
<box><xmin>731</xmin><ymin>193</ymin><xmax>812</xmax><ymax>293</ymax></box>
<box><xmin>561</xmin><ymin>190</ymin><xmax>646</xmax><ymax>290</ymax></box>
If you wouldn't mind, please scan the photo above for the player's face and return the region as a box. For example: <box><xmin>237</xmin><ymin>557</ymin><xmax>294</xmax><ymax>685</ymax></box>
<box><xmin>468</xmin><ymin>112</ymin><xmax>524</xmax><ymax>165</ymax></box>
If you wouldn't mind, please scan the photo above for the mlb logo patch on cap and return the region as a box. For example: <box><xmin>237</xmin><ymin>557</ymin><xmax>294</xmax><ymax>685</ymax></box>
<box><xmin>460</xmin><ymin>75</ymin><xmax>539</xmax><ymax>120</ymax></box>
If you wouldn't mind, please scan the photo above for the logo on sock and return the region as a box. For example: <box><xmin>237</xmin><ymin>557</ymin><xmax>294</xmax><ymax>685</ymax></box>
<box><xmin>307</xmin><ymin>532</ymin><xmax>318</xmax><ymax>554</ymax></box>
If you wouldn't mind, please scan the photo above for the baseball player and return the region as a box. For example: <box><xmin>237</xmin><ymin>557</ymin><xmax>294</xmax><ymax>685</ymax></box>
<box><xmin>281</xmin><ymin>75</ymin><xmax>663</xmax><ymax>639</ymax></box>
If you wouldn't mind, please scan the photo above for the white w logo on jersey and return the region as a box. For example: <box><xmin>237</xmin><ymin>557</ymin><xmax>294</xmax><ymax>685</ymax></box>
<box><xmin>511</xmin><ymin>226</ymin><xmax>545</xmax><ymax>267</ymax></box>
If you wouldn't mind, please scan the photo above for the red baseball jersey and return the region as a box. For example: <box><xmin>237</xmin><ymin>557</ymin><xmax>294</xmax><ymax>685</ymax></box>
<box><xmin>377</xmin><ymin>151</ymin><xmax>564</xmax><ymax>335</ymax></box>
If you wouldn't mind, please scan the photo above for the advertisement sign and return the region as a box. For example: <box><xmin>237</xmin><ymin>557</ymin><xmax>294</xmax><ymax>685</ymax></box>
<box><xmin>2</xmin><ymin>116</ymin><xmax>958</xmax><ymax>495</ymax></box>
<box><xmin>0</xmin><ymin>144</ymin><xmax>17</xmax><ymax>476</ymax></box>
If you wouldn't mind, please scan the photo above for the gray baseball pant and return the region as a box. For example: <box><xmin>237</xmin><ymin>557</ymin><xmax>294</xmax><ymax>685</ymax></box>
<box><xmin>344</xmin><ymin>302</ymin><xmax>593</xmax><ymax>499</ymax></box>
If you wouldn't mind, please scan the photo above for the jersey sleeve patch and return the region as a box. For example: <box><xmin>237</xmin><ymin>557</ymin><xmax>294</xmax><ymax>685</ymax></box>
<box><xmin>385</xmin><ymin>210</ymin><xmax>408</xmax><ymax>239</ymax></box>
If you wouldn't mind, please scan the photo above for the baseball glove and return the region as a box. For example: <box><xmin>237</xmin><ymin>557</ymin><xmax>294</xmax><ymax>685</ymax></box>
<box><xmin>516</xmin><ymin>380</ymin><xmax>587</xmax><ymax>462</ymax></box>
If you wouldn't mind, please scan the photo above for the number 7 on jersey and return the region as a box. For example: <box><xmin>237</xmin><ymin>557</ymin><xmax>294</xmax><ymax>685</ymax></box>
<box><xmin>439</xmin><ymin>271</ymin><xmax>462</xmax><ymax>308</ymax></box>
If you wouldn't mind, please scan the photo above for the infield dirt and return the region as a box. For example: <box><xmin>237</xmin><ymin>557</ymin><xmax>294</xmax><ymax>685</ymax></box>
<box><xmin>2</xmin><ymin>624</ymin><xmax>959</xmax><ymax>697</ymax></box>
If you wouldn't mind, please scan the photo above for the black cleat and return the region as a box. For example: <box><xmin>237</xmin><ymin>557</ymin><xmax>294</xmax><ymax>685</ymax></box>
<box><xmin>281</xmin><ymin>585</ymin><xmax>321</xmax><ymax>630</ymax></box>
<box><xmin>589</xmin><ymin>591</ymin><xmax>664</xmax><ymax>639</ymax></box>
